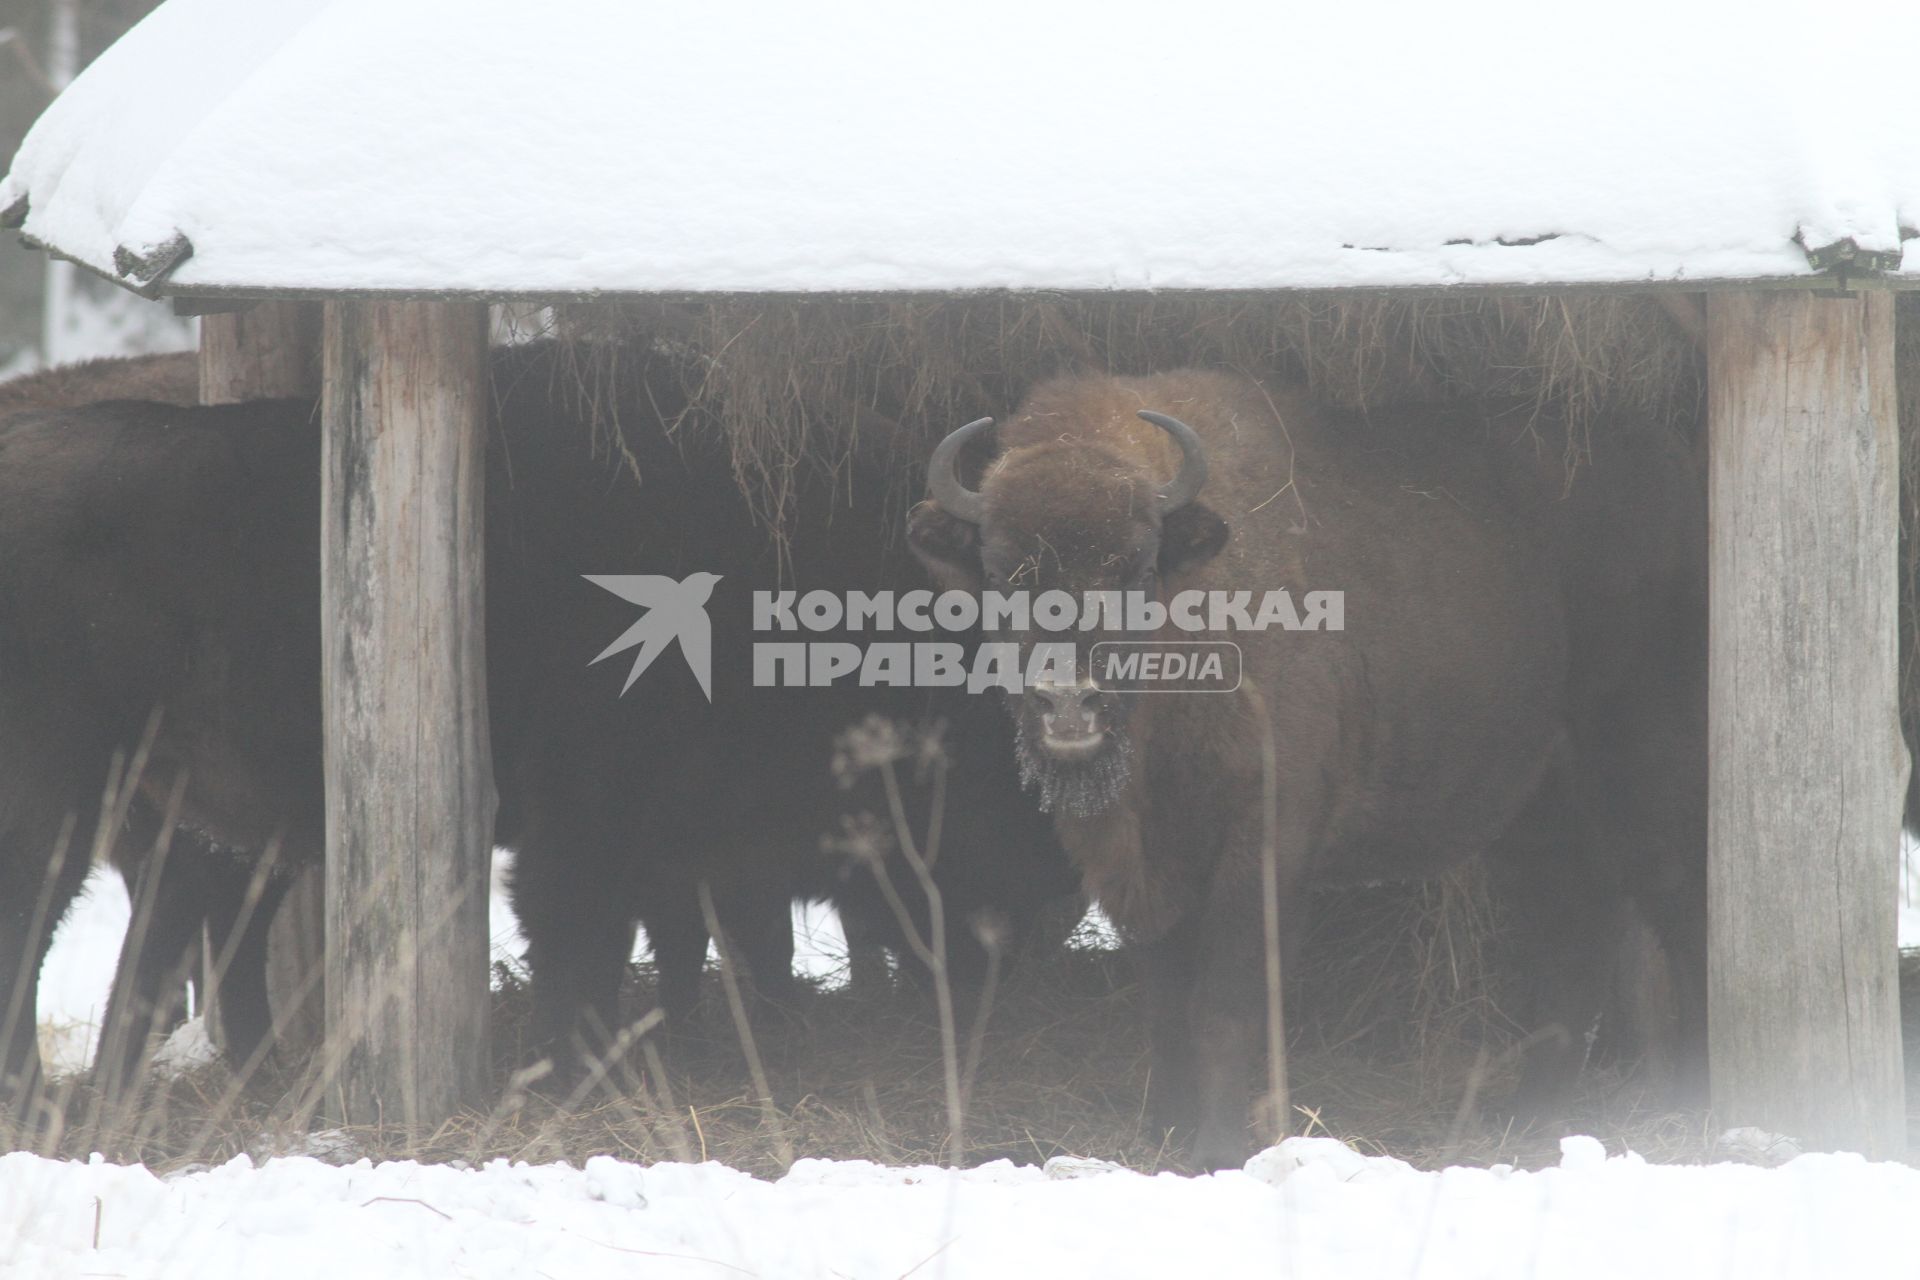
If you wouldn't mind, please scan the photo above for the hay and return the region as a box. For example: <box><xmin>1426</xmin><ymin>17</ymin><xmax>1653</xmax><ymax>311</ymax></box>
<box><xmin>1294</xmin><ymin>864</ymin><xmax>1521</xmax><ymax>1070</ymax></box>
<box><xmin>552</xmin><ymin>292</ymin><xmax>1706</xmax><ymax>533</ymax></box>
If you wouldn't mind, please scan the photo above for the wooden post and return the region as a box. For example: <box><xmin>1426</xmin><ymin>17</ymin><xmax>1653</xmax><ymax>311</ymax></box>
<box><xmin>321</xmin><ymin>300</ymin><xmax>493</xmax><ymax>1129</ymax></box>
<box><xmin>200</xmin><ymin>302</ymin><xmax>322</xmax><ymax>405</ymax></box>
<box><xmin>198</xmin><ymin>302</ymin><xmax>327</xmax><ymax>1058</ymax></box>
<box><xmin>1707</xmin><ymin>288</ymin><xmax>1906</xmax><ymax>1157</ymax></box>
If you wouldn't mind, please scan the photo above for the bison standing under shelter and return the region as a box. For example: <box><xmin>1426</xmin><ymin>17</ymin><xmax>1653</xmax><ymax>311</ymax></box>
<box><xmin>0</xmin><ymin>0</ymin><xmax>1906</xmax><ymax>1162</ymax></box>
<box><xmin>909</xmin><ymin>370</ymin><xmax>1704</xmax><ymax>1166</ymax></box>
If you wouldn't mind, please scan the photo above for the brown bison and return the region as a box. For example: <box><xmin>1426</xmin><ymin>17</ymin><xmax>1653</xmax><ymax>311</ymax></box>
<box><xmin>909</xmin><ymin>370</ymin><xmax>1705</xmax><ymax>1169</ymax></box>
<box><xmin>0</xmin><ymin>344</ymin><xmax>1077</xmax><ymax>1110</ymax></box>
<box><xmin>0</xmin><ymin>351</ymin><xmax>198</xmax><ymax>417</ymax></box>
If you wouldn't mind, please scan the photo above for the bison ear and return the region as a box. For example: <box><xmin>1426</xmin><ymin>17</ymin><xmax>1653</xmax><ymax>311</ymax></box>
<box><xmin>1159</xmin><ymin>502</ymin><xmax>1228</xmax><ymax>576</ymax></box>
<box><xmin>908</xmin><ymin>501</ymin><xmax>984</xmax><ymax>593</ymax></box>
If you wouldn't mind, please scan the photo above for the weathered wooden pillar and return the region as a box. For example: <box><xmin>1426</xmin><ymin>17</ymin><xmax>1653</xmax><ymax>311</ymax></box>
<box><xmin>1707</xmin><ymin>288</ymin><xmax>1906</xmax><ymax>1157</ymax></box>
<box><xmin>199</xmin><ymin>302</ymin><xmax>322</xmax><ymax>405</ymax></box>
<box><xmin>321</xmin><ymin>300</ymin><xmax>493</xmax><ymax>1128</ymax></box>
<box><xmin>198</xmin><ymin>302</ymin><xmax>328</xmax><ymax>1058</ymax></box>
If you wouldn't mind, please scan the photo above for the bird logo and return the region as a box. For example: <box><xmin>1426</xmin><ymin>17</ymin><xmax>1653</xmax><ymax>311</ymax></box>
<box><xmin>584</xmin><ymin>572</ymin><xmax>723</xmax><ymax>701</ymax></box>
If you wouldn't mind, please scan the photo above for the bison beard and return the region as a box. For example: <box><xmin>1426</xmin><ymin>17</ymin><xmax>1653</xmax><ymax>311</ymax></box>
<box><xmin>1012</xmin><ymin>706</ymin><xmax>1133</xmax><ymax>818</ymax></box>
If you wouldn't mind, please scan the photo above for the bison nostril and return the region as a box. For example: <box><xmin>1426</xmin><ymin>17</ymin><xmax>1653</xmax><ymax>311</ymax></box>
<box><xmin>1033</xmin><ymin>684</ymin><xmax>1101</xmax><ymax>734</ymax></box>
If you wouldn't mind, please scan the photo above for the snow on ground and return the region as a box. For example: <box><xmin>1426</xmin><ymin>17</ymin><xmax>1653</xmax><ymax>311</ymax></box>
<box><xmin>2</xmin><ymin>1135</ymin><xmax>1917</xmax><ymax>1280</ymax></box>
<box><xmin>36</xmin><ymin>873</ymin><xmax>129</xmax><ymax>1077</ymax></box>
<box><xmin>38</xmin><ymin>852</ymin><xmax>851</xmax><ymax>1075</ymax></box>
<box><xmin>7</xmin><ymin>0</ymin><xmax>1919</xmax><ymax>296</ymax></box>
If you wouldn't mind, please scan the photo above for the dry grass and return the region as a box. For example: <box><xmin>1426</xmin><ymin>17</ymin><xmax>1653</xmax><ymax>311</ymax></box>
<box><xmin>6</xmin><ymin>873</ymin><xmax>1750</xmax><ymax>1179</ymax></box>
<box><xmin>21</xmin><ymin>865</ymin><xmax>1920</xmax><ymax>1177</ymax></box>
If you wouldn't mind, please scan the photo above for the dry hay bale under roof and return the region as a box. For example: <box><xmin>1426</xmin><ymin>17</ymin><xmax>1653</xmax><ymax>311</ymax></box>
<box><xmin>1293</xmin><ymin>861</ymin><xmax>1521</xmax><ymax>1072</ymax></box>
<box><xmin>551</xmin><ymin>292</ymin><xmax>1707</xmax><ymax>528</ymax></box>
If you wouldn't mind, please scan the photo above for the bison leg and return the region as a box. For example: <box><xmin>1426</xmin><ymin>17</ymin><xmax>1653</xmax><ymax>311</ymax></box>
<box><xmin>1139</xmin><ymin>915</ymin><xmax>1202</xmax><ymax>1142</ymax></box>
<box><xmin>1493</xmin><ymin>765</ymin><xmax>1631</xmax><ymax>1111</ymax></box>
<box><xmin>833</xmin><ymin>896</ymin><xmax>896</xmax><ymax>994</ymax></box>
<box><xmin>101</xmin><ymin>829</ymin><xmax>292</xmax><ymax>1095</ymax></box>
<box><xmin>530</xmin><ymin>910</ymin><xmax>637</xmax><ymax>1083</ymax></box>
<box><xmin>1191</xmin><ymin>835</ymin><xmax>1308</xmax><ymax>1173</ymax></box>
<box><xmin>511</xmin><ymin>843</ymin><xmax>638</xmax><ymax>1077</ymax></box>
<box><xmin>1606</xmin><ymin>818</ymin><xmax>1706</xmax><ymax>1105</ymax></box>
<box><xmin>1138</xmin><ymin>817</ymin><xmax>1308</xmax><ymax>1172</ymax></box>
<box><xmin>200</xmin><ymin>854</ymin><xmax>293</xmax><ymax>1075</ymax></box>
<box><xmin>642</xmin><ymin>893</ymin><xmax>709</xmax><ymax>1028</ymax></box>
<box><xmin>710</xmin><ymin>881</ymin><xmax>797</xmax><ymax>1010</ymax></box>
<box><xmin>1590</xmin><ymin>687</ymin><xmax>1709</xmax><ymax>1104</ymax></box>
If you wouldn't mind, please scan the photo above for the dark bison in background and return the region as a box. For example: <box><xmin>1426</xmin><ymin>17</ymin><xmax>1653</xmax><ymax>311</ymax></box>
<box><xmin>0</xmin><ymin>384</ymin><xmax>320</xmax><ymax>1109</ymax></box>
<box><xmin>0</xmin><ymin>343</ymin><xmax>1076</xmax><ymax>1111</ymax></box>
<box><xmin>909</xmin><ymin>370</ymin><xmax>1705</xmax><ymax>1169</ymax></box>
<box><xmin>0</xmin><ymin>350</ymin><xmax>258</xmax><ymax>1081</ymax></box>
<box><xmin>482</xmin><ymin>358</ymin><xmax>1075</xmax><ymax>1057</ymax></box>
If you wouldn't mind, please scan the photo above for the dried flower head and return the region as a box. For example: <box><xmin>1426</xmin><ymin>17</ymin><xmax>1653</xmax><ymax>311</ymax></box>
<box><xmin>821</xmin><ymin>811</ymin><xmax>894</xmax><ymax>869</ymax></box>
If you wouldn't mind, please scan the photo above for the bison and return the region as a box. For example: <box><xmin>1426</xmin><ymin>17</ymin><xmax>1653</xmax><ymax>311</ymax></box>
<box><xmin>908</xmin><ymin>370</ymin><xmax>1705</xmax><ymax>1168</ymax></box>
<box><xmin>0</xmin><ymin>343</ymin><xmax>1078</xmax><ymax>1111</ymax></box>
<box><xmin>0</xmin><ymin>351</ymin><xmax>198</xmax><ymax>417</ymax></box>
<box><xmin>0</xmin><ymin>350</ymin><xmax>302</xmax><ymax>1100</ymax></box>
<box><xmin>0</xmin><ymin>388</ymin><xmax>322</xmax><ymax>1109</ymax></box>
<box><xmin>481</xmin><ymin>356</ymin><xmax>1078</xmax><ymax>1059</ymax></box>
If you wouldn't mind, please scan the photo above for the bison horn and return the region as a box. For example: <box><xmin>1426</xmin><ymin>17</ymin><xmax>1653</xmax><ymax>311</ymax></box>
<box><xmin>927</xmin><ymin>415</ymin><xmax>994</xmax><ymax>524</ymax></box>
<box><xmin>1137</xmin><ymin>411</ymin><xmax>1209</xmax><ymax>514</ymax></box>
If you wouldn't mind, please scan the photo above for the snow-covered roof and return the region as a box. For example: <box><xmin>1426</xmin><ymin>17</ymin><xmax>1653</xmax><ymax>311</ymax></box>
<box><xmin>4</xmin><ymin>0</ymin><xmax>1917</xmax><ymax>299</ymax></box>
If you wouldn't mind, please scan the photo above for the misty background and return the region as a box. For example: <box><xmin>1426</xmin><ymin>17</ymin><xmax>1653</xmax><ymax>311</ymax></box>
<box><xmin>1</xmin><ymin>0</ymin><xmax>195</xmax><ymax>377</ymax></box>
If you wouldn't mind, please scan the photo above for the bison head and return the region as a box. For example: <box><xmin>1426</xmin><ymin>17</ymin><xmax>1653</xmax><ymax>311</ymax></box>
<box><xmin>908</xmin><ymin>406</ymin><xmax>1227</xmax><ymax>817</ymax></box>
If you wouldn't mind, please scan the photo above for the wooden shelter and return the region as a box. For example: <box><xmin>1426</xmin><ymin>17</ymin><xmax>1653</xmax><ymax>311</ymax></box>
<box><xmin>2</xmin><ymin>0</ymin><xmax>1912</xmax><ymax>1153</ymax></box>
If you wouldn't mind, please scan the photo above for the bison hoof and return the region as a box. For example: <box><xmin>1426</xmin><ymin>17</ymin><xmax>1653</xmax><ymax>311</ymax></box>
<box><xmin>1189</xmin><ymin>1126</ymin><xmax>1252</xmax><ymax>1174</ymax></box>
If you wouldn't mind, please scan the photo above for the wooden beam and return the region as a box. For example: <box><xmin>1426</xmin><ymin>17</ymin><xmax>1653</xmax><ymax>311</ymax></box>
<box><xmin>321</xmin><ymin>300</ymin><xmax>493</xmax><ymax>1129</ymax></box>
<box><xmin>199</xmin><ymin>302</ymin><xmax>321</xmax><ymax>404</ymax></box>
<box><xmin>1707</xmin><ymin>288</ymin><xmax>1907</xmax><ymax>1157</ymax></box>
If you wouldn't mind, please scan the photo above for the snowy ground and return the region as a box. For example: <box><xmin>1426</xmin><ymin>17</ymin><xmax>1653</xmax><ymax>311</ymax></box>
<box><xmin>3</xmin><ymin>1135</ymin><xmax>1918</xmax><ymax>1280</ymax></box>
<box><xmin>22</xmin><ymin>845</ymin><xmax>1920</xmax><ymax>1279</ymax></box>
<box><xmin>37</xmin><ymin>853</ymin><xmax>851</xmax><ymax>1076</ymax></box>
